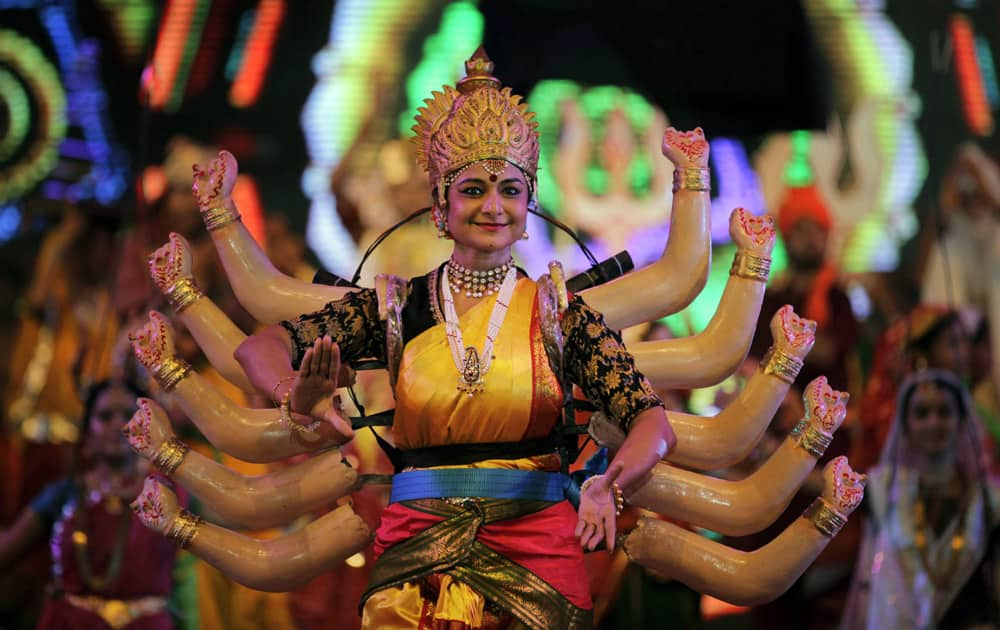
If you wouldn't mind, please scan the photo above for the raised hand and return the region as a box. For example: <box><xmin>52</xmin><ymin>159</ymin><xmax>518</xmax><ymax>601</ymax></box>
<box><xmin>129</xmin><ymin>311</ymin><xmax>177</xmax><ymax>373</ymax></box>
<box><xmin>122</xmin><ymin>397</ymin><xmax>174</xmax><ymax>459</ymax></box>
<box><xmin>802</xmin><ymin>377</ymin><xmax>849</xmax><ymax>435</ymax></box>
<box><xmin>822</xmin><ymin>456</ymin><xmax>866</xmax><ymax>516</ymax></box>
<box><xmin>661</xmin><ymin>127</ymin><xmax>710</xmax><ymax>168</ymax></box>
<box><xmin>771</xmin><ymin>305</ymin><xmax>817</xmax><ymax>360</ymax></box>
<box><xmin>148</xmin><ymin>232</ymin><xmax>193</xmax><ymax>294</ymax></box>
<box><xmin>289</xmin><ymin>336</ymin><xmax>354</xmax><ymax>444</ymax></box>
<box><xmin>192</xmin><ymin>150</ymin><xmax>238</xmax><ymax>211</ymax></box>
<box><xmin>729</xmin><ymin>207</ymin><xmax>776</xmax><ymax>254</ymax></box>
<box><xmin>576</xmin><ymin>461</ymin><xmax>624</xmax><ymax>552</ymax></box>
<box><xmin>131</xmin><ymin>476</ymin><xmax>179</xmax><ymax>534</ymax></box>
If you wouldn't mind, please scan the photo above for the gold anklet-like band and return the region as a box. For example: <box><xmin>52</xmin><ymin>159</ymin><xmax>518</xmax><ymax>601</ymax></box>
<box><xmin>166</xmin><ymin>509</ymin><xmax>203</xmax><ymax>549</ymax></box>
<box><xmin>201</xmin><ymin>206</ymin><xmax>241</xmax><ymax>232</ymax></box>
<box><xmin>153</xmin><ymin>357</ymin><xmax>191</xmax><ymax>392</ymax></box>
<box><xmin>151</xmin><ymin>437</ymin><xmax>189</xmax><ymax>475</ymax></box>
<box><xmin>804</xmin><ymin>498</ymin><xmax>847</xmax><ymax>538</ymax></box>
<box><xmin>730</xmin><ymin>251</ymin><xmax>772</xmax><ymax>282</ymax></box>
<box><xmin>672</xmin><ymin>167</ymin><xmax>711</xmax><ymax>193</ymax></box>
<box><xmin>761</xmin><ymin>346</ymin><xmax>803</xmax><ymax>384</ymax></box>
<box><xmin>165</xmin><ymin>277</ymin><xmax>203</xmax><ymax>313</ymax></box>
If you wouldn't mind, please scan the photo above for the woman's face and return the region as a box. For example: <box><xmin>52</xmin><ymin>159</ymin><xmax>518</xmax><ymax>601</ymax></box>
<box><xmin>83</xmin><ymin>386</ymin><xmax>138</xmax><ymax>463</ymax></box>
<box><xmin>445</xmin><ymin>162</ymin><xmax>529</xmax><ymax>255</ymax></box>
<box><xmin>905</xmin><ymin>381</ymin><xmax>961</xmax><ymax>460</ymax></box>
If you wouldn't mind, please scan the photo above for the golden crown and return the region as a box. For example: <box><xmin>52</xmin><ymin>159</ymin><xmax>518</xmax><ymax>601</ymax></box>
<box><xmin>412</xmin><ymin>47</ymin><xmax>540</xmax><ymax>192</ymax></box>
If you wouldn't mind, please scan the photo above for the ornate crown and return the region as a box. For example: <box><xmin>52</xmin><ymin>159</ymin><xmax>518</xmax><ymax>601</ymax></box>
<box><xmin>412</xmin><ymin>47</ymin><xmax>540</xmax><ymax>194</ymax></box>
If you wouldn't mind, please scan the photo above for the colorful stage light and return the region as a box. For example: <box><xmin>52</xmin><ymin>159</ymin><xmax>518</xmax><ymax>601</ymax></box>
<box><xmin>950</xmin><ymin>14</ymin><xmax>994</xmax><ymax>136</ymax></box>
<box><xmin>229</xmin><ymin>0</ymin><xmax>285</xmax><ymax>108</ymax></box>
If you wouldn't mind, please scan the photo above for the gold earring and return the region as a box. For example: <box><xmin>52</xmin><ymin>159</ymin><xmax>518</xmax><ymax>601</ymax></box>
<box><xmin>521</xmin><ymin>231</ymin><xmax>529</xmax><ymax>240</ymax></box>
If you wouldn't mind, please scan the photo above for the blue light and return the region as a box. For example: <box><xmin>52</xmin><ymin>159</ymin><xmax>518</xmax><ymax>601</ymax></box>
<box><xmin>0</xmin><ymin>205</ymin><xmax>22</xmax><ymax>241</ymax></box>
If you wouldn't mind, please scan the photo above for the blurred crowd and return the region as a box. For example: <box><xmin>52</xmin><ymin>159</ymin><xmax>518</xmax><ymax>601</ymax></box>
<box><xmin>1</xmin><ymin>129</ymin><xmax>999</xmax><ymax>630</ymax></box>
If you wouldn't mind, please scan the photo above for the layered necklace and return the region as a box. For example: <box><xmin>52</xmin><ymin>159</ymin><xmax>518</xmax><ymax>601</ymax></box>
<box><xmin>442</xmin><ymin>260</ymin><xmax>518</xmax><ymax>396</ymax></box>
<box><xmin>446</xmin><ymin>257</ymin><xmax>514</xmax><ymax>298</ymax></box>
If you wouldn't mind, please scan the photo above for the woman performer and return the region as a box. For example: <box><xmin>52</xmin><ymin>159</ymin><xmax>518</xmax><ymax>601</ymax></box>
<box><xmin>0</xmin><ymin>379</ymin><xmax>178</xmax><ymax>629</ymax></box>
<box><xmin>842</xmin><ymin>369</ymin><xmax>1000</xmax><ymax>629</ymax></box>
<box><xmin>231</xmin><ymin>47</ymin><xmax>675</xmax><ymax>629</ymax></box>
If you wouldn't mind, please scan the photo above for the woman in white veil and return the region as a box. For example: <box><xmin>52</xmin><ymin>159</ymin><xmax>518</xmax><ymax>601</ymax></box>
<box><xmin>842</xmin><ymin>369</ymin><xmax>1000</xmax><ymax>629</ymax></box>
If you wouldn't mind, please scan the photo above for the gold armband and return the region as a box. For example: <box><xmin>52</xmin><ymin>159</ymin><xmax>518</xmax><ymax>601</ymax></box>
<box><xmin>761</xmin><ymin>346</ymin><xmax>803</xmax><ymax>384</ymax></box>
<box><xmin>201</xmin><ymin>206</ymin><xmax>241</xmax><ymax>232</ymax></box>
<box><xmin>672</xmin><ymin>167</ymin><xmax>711</xmax><ymax>193</ymax></box>
<box><xmin>166</xmin><ymin>509</ymin><xmax>203</xmax><ymax>549</ymax></box>
<box><xmin>153</xmin><ymin>357</ymin><xmax>191</xmax><ymax>392</ymax></box>
<box><xmin>795</xmin><ymin>426</ymin><xmax>833</xmax><ymax>458</ymax></box>
<box><xmin>804</xmin><ymin>498</ymin><xmax>847</xmax><ymax>538</ymax></box>
<box><xmin>165</xmin><ymin>277</ymin><xmax>203</xmax><ymax>313</ymax></box>
<box><xmin>151</xmin><ymin>437</ymin><xmax>189</xmax><ymax>475</ymax></box>
<box><xmin>730</xmin><ymin>251</ymin><xmax>772</xmax><ymax>282</ymax></box>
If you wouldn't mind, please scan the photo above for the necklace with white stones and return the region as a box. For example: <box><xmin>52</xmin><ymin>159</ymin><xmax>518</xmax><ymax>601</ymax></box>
<box><xmin>442</xmin><ymin>265</ymin><xmax>518</xmax><ymax>395</ymax></box>
<box><xmin>445</xmin><ymin>257</ymin><xmax>514</xmax><ymax>298</ymax></box>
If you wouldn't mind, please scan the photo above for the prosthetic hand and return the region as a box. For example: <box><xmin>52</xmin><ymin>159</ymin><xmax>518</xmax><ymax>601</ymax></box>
<box><xmin>191</xmin><ymin>151</ymin><xmax>352</xmax><ymax>324</ymax></box>
<box><xmin>131</xmin><ymin>476</ymin><xmax>371</xmax><ymax>592</ymax></box>
<box><xmin>123</xmin><ymin>398</ymin><xmax>360</xmax><ymax>530</ymax></box>
<box><xmin>129</xmin><ymin>311</ymin><xmax>351</xmax><ymax>462</ymax></box>
<box><xmin>148</xmin><ymin>232</ymin><xmax>253</xmax><ymax>392</ymax></box>
<box><xmin>593</xmin><ymin>305</ymin><xmax>816</xmax><ymax>471</ymax></box>
<box><xmin>581</xmin><ymin>127</ymin><xmax>711</xmax><ymax>329</ymax></box>
<box><xmin>632</xmin><ymin>207</ymin><xmax>776</xmax><ymax>389</ymax></box>
<box><xmin>627</xmin><ymin>376</ymin><xmax>848</xmax><ymax>536</ymax></box>
<box><xmin>623</xmin><ymin>456</ymin><xmax>866</xmax><ymax>606</ymax></box>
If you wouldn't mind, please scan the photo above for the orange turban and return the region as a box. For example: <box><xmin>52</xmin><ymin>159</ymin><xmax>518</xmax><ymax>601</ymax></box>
<box><xmin>777</xmin><ymin>184</ymin><xmax>833</xmax><ymax>236</ymax></box>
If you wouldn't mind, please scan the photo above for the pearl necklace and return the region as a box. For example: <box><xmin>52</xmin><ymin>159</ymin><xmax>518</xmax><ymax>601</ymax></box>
<box><xmin>446</xmin><ymin>257</ymin><xmax>514</xmax><ymax>298</ymax></box>
<box><xmin>442</xmin><ymin>265</ymin><xmax>518</xmax><ymax>395</ymax></box>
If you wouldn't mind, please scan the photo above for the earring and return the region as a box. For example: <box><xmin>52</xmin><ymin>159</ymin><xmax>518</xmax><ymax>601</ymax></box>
<box><xmin>432</xmin><ymin>205</ymin><xmax>451</xmax><ymax>239</ymax></box>
<box><xmin>521</xmin><ymin>231</ymin><xmax>529</xmax><ymax>240</ymax></box>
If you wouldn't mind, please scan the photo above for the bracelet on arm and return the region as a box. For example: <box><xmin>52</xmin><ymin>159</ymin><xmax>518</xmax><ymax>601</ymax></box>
<box><xmin>789</xmin><ymin>419</ymin><xmax>833</xmax><ymax>458</ymax></box>
<box><xmin>151</xmin><ymin>437</ymin><xmax>190</xmax><ymax>475</ymax></box>
<box><xmin>165</xmin><ymin>277</ymin><xmax>204</xmax><ymax>313</ymax></box>
<box><xmin>804</xmin><ymin>498</ymin><xmax>847</xmax><ymax>538</ymax></box>
<box><xmin>153</xmin><ymin>358</ymin><xmax>192</xmax><ymax>392</ymax></box>
<box><xmin>166</xmin><ymin>509</ymin><xmax>203</xmax><ymax>549</ymax></box>
<box><xmin>580</xmin><ymin>475</ymin><xmax>625</xmax><ymax>516</ymax></box>
<box><xmin>270</xmin><ymin>376</ymin><xmax>296</xmax><ymax>407</ymax></box>
<box><xmin>760</xmin><ymin>346</ymin><xmax>803</xmax><ymax>384</ymax></box>
<box><xmin>672</xmin><ymin>167</ymin><xmax>711</xmax><ymax>193</ymax></box>
<box><xmin>200</xmin><ymin>206</ymin><xmax>241</xmax><ymax>232</ymax></box>
<box><xmin>729</xmin><ymin>251</ymin><xmax>772</xmax><ymax>283</ymax></box>
<box><xmin>279</xmin><ymin>390</ymin><xmax>321</xmax><ymax>435</ymax></box>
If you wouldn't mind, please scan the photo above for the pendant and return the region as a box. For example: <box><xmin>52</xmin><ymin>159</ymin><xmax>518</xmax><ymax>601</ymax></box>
<box><xmin>457</xmin><ymin>346</ymin><xmax>485</xmax><ymax>396</ymax></box>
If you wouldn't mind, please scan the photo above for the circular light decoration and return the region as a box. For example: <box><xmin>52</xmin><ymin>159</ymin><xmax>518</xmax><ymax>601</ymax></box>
<box><xmin>0</xmin><ymin>29</ymin><xmax>68</xmax><ymax>204</ymax></box>
<box><xmin>0</xmin><ymin>68</ymin><xmax>30</xmax><ymax>162</ymax></box>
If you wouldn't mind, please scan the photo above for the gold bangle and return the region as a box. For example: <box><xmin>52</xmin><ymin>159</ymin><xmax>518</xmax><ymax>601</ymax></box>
<box><xmin>761</xmin><ymin>346</ymin><xmax>803</xmax><ymax>384</ymax></box>
<box><xmin>795</xmin><ymin>426</ymin><xmax>833</xmax><ymax>458</ymax></box>
<box><xmin>153</xmin><ymin>357</ymin><xmax>191</xmax><ymax>392</ymax></box>
<box><xmin>271</xmin><ymin>376</ymin><xmax>295</xmax><ymax>407</ymax></box>
<box><xmin>611</xmin><ymin>481</ymin><xmax>624</xmax><ymax>516</ymax></box>
<box><xmin>672</xmin><ymin>167</ymin><xmax>711</xmax><ymax>193</ymax></box>
<box><xmin>201</xmin><ymin>206</ymin><xmax>241</xmax><ymax>231</ymax></box>
<box><xmin>166</xmin><ymin>509</ymin><xmax>203</xmax><ymax>549</ymax></box>
<box><xmin>279</xmin><ymin>391</ymin><xmax>321</xmax><ymax>434</ymax></box>
<box><xmin>151</xmin><ymin>437</ymin><xmax>189</xmax><ymax>475</ymax></box>
<box><xmin>804</xmin><ymin>498</ymin><xmax>847</xmax><ymax>538</ymax></box>
<box><xmin>730</xmin><ymin>251</ymin><xmax>772</xmax><ymax>282</ymax></box>
<box><xmin>165</xmin><ymin>277</ymin><xmax>203</xmax><ymax>313</ymax></box>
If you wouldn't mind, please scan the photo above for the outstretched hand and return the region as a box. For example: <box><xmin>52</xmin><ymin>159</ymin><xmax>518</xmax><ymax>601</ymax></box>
<box><xmin>576</xmin><ymin>461</ymin><xmax>625</xmax><ymax>552</ymax></box>
<box><xmin>289</xmin><ymin>336</ymin><xmax>354</xmax><ymax>443</ymax></box>
<box><xmin>192</xmin><ymin>150</ymin><xmax>238</xmax><ymax>211</ymax></box>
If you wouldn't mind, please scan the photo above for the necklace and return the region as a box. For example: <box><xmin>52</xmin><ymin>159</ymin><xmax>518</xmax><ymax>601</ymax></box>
<box><xmin>442</xmin><ymin>265</ymin><xmax>517</xmax><ymax>395</ymax></box>
<box><xmin>55</xmin><ymin>491</ymin><xmax>131</xmax><ymax>592</ymax></box>
<box><xmin>445</xmin><ymin>257</ymin><xmax>514</xmax><ymax>297</ymax></box>
<box><xmin>912</xmin><ymin>488</ymin><xmax>969</xmax><ymax>591</ymax></box>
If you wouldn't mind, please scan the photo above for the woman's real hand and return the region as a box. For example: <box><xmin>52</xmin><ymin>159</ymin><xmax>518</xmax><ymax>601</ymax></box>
<box><xmin>288</xmin><ymin>336</ymin><xmax>354</xmax><ymax>443</ymax></box>
<box><xmin>575</xmin><ymin>461</ymin><xmax>624</xmax><ymax>552</ymax></box>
